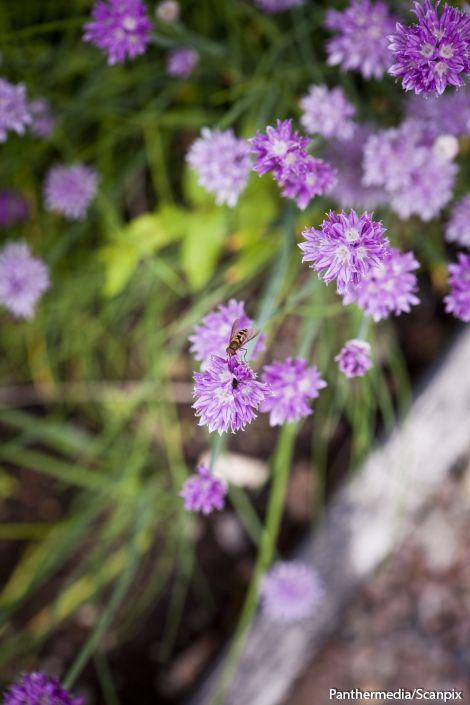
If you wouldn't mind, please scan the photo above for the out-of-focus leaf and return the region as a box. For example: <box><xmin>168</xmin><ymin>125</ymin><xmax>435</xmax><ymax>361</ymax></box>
<box><xmin>100</xmin><ymin>241</ymin><xmax>140</xmax><ymax>298</ymax></box>
<box><xmin>234</xmin><ymin>176</ymin><xmax>278</xmax><ymax>232</ymax></box>
<box><xmin>181</xmin><ymin>210</ymin><xmax>227</xmax><ymax>290</ymax></box>
<box><xmin>182</xmin><ymin>168</ymin><xmax>215</xmax><ymax>209</ymax></box>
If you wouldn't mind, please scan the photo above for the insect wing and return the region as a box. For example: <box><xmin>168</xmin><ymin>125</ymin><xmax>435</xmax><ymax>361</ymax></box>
<box><xmin>243</xmin><ymin>328</ymin><xmax>259</xmax><ymax>344</ymax></box>
<box><xmin>229</xmin><ymin>318</ymin><xmax>243</xmax><ymax>342</ymax></box>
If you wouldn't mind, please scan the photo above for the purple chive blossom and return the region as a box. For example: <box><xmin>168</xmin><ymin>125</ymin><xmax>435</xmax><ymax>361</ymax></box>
<box><xmin>29</xmin><ymin>98</ymin><xmax>56</xmax><ymax>138</ymax></box>
<box><xmin>0</xmin><ymin>189</ymin><xmax>29</xmax><ymax>228</ymax></box>
<box><xmin>445</xmin><ymin>195</ymin><xmax>470</xmax><ymax>249</ymax></box>
<box><xmin>193</xmin><ymin>355</ymin><xmax>268</xmax><ymax>435</ymax></box>
<box><xmin>280</xmin><ymin>156</ymin><xmax>337</xmax><ymax>211</ymax></box>
<box><xmin>166</xmin><ymin>47</ymin><xmax>199</xmax><ymax>77</ymax></box>
<box><xmin>186</xmin><ymin>128</ymin><xmax>252</xmax><ymax>207</ymax></box>
<box><xmin>260</xmin><ymin>358</ymin><xmax>327</xmax><ymax>426</ymax></box>
<box><xmin>325</xmin><ymin>0</ymin><xmax>397</xmax><ymax>79</ymax></box>
<box><xmin>0</xmin><ymin>242</ymin><xmax>50</xmax><ymax>320</ymax></box>
<box><xmin>83</xmin><ymin>0</ymin><xmax>152</xmax><ymax>65</ymax></box>
<box><xmin>300</xmin><ymin>85</ymin><xmax>356</xmax><ymax>141</ymax></box>
<box><xmin>44</xmin><ymin>164</ymin><xmax>98</xmax><ymax>221</ymax></box>
<box><xmin>260</xmin><ymin>561</ymin><xmax>324</xmax><ymax>623</ymax></box>
<box><xmin>336</xmin><ymin>339</ymin><xmax>373</xmax><ymax>378</ymax></box>
<box><xmin>189</xmin><ymin>299</ymin><xmax>265</xmax><ymax>370</ymax></box>
<box><xmin>3</xmin><ymin>672</ymin><xmax>83</xmax><ymax>705</ymax></box>
<box><xmin>155</xmin><ymin>0</ymin><xmax>180</xmax><ymax>22</ymax></box>
<box><xmin>254</xmin><ymin>0</ymin><xmax>303</xmax><ymax>13</ymax></box>
<box><xmin>0</xmin><ymin>78</ymin><xmax>31</xmax><ymax>142</ymax></box>
<box><xmin>180</xmin><ymin>464</ymin><xmax>227</xmax><ymax>514</ymax></box>
<box><xmin>299</xmin><ymin>210</ymin><xmax>389</xmax><ymax>295</ymax></box>
<box><xmin>406</xmin><ymin>87</ymin><xmax>470</xmax><ymax>140</ymax></box>
<box><xmin>343</xmin><ymin>248</ymin><xmax>420</xmax><ymax>322</ymax></box>
<box><xmin>250</xmin><ymin>119</ymin><xmax>310</xmax><ymax>179</ymax></box>
<box><xmin>444</xmin><ymin>253</ymin><xmax>470</xmax><ymax>322</ymax></box>
<box><xmin>388</xmin><ymin>0</ymin><xmax>470</xmax><ymax>96</ymax></box>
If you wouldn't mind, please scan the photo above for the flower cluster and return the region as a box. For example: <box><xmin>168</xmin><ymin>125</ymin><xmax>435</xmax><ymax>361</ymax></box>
<box><xmin>0</xmin><ymin>189</ymin><xmax>29</xmax><ymax>228</ymax></box>
<box><xmin>406</xmin><ymin>87</ymin><xmax>470</xmax><ymax>141</ymax></box>
<box><xmin>250</xmin><ymin>120</ymin><xmax>336</xmax><ymax>210</ymax></box>
<box><xmin>343</xmin><ymin>248</ymin><xmax>420</xmax><ymax>321</ymax></box>
<box><xmin>186</xmin><ymin>128</ymin><xmax>252</xmax><ymax>207</ymax></box>
<box><xmin>44</xmin><ymin>164</ymin><xmax>99</xmax><ymax>221</ymax></box>
<box><xmin>388</xmin><ymin>0</ymin><xmax>470</xmax><ymax>95</ymax></box>
<box><xmin>83</xmin><ymin>0</ymin><xmax>152</xmax><ymax>65</ymax></box>
<box><xmin>0</xmin><ymin>78</ymin><xmax>31</xmax><ymax>142</ymax></box>
<box><xmin>300</xmin><ymin>85</ymin><xmax>356</xmax><ymax>141</ymax></box>
<box><xmin>445</xmin><ymin>196</ymin><xmax>470</xmax><ymax>249</ymax></box>
<box><xmin>325</xmin><ymin>0</ymin><xmax>396</xmax><ymax>79</ymax></box>
<box><xmin>260</xmin><ymin>561</ymin><xmax>324</xmax><ymax>623</ymax></box>
<box><xmin>444</xmin><ymin>253</ymin><xmax>470</xmax><ymax>322</ymax></box>
<box><xmin>180</xmin><ymin>464</ymin><xmax>227</xmax><ymax>514</ymax></box>
<box><xmin>299</xmin><ymin>209</ymin><xmax>389</xmax><ymax>294</ymax></box>
<box><xmin>254</xmin><ymin>0</ymin><xmax>303</xmax><ymax>12</ymax></box>
<box><xmin>3</xmin><ymin>672</ymin><xmax>83</xmax><ymax>705</ymax></box>
<box><xmin>335</xmin><ymin>339</ymin><xmax>373</xmax><ymax>378</ymax></box>
<box><xmin>0</xmin><ymin>242</ymin><xmax>50</xmax><ymax>320</ymax></box>
<box><xmin>166</xmin><ymin>47</ymin><xmax>199</xmax><ymax>77</ymax></box>
<box><xmin>260</xmin><ymin>358</ymin><xmax>327</xmax><ymax>426</ymax></box>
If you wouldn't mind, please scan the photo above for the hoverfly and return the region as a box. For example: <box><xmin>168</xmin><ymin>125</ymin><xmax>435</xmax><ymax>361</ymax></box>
<box><xmin>226</xmin><ymin>318</ymin><xmax>259</xmax><ymax>357</ymax></box>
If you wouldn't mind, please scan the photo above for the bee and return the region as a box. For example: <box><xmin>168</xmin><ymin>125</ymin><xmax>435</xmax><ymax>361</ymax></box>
<box><xmin>226</xmin><ymin>318</ymin><xmax>259</xmax><ymax>357</ymax></box>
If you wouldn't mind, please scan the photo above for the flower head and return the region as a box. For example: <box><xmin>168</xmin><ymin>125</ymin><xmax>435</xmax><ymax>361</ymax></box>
<box><xmin>325</xmin><ymin>0</ymin><xmax>396</xmax><ymax>79</ymax></box>
<box><xmin>343</xmin><ymin>248</ymin><xmax>420</xmax><ymax>322</ymax></box>
<box><xmin>156</xmin><ymin>0</ymin><xmax>180</xmax><ymax>22</ymax></box>
<box><xmin>29</xmin><ymin>98</ymin><xmax>56</xmax><ymax>138</ymax></box>
<box><xmin>335</xmin><ymin>339</ymin><xmax>373</xmax><ymax>378</ymax></box>
<box><xmin>444</xmin><ymin>253</ymin><xmax>470</xmax><ymax>322</ymax></box>
<box><xmin>0</xmin><ymin>189</ymin><xmax>29</xmax><ymax>228</ymax></box>
<box><xmin>186</xmin><ymin>128</ymin><xmax>251</xmax><ymax>207</ymax></box>
<box><xmin>260</xmin><ymin>561</ymin><xmax>324</xmax><ymax>623</ymax></box>
<box><xmin>260</xmin><ymin>357</ymin><xmax>327</xmax><ymax>426</ymax></box>
<box><xmin>250</xmin><ymin>119</ymin><xmax>309</xmax><ymax>179</ymax></box>
<box><xmin>3</xmin><ymin>672</ymin><xmax>83</xmax><ymax>705</ymax></box>
<box><xmin>300</xmin><ymin>85</ymin><xmax>356</xmax><ymax>141</ymax></box>
<box><xmin>180</xmin><ymin>464</ymin><xmax>227</xmax><ymax>514</ymax></box>
<box><xmin>406</xmin><ymin>87</ymin><xmax>470</xmax><ymax>140</ymax></box>
<box><xmin>0</xmin><ymin>78</ymin><xmax>31</xmax><ymax>142</ymax></box>
<box><xmin>254</xmin><ymin>0</ymin><xmax>303</xmax><ymax>13</ymax></box>
<box><xmin>388</xmin><ymin>0</ymin><xmax>470</xmax><ymax>95</ymax></box>
<box><xmin>445</xmin><ymin>195</ymin><xmax>470</xmax><ymax>249</ymax></box>
<box><xmin>0</xmin><ymin>242</ymin><xmax>50</xmax><ymax>320</ymax></box>
<box><xmin>166</xmin><ymin>47</ymin><xmax>199</xmax><ymax>77</ymax></box>
<box><xmin>83</xmin><ymin>0</ymin><xmax>152</xmax><ymax>65</ymax></box>
<box><xmin>299</xmin><ymin>209</ymin><xmax>389</xmax><ymax>294</ymax></box>
<box><xmin>189</xmin><ymin>299</ymin><xmax>265</xmax><ymax>370</ymax></box>
<box><xmin>279</xmin><ymin>155</ymin><xmax>337</xmax><ymax>211</ymax></box>
<box><xmin>44</xmin><ymin>164</ymin><xmax>98</xmax><ymax>221</ymax></box>
<box><xmin>193</xmin><ymin>355</ymin><xmax>269</xmax><ymax>434</ymax></box>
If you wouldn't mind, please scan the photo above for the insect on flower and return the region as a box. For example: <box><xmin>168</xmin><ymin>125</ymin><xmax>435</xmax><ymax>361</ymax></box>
<box><xmin>226</xmin><ymin>318</ymin><xmax>259</xmax><ymax>357</ymax></box>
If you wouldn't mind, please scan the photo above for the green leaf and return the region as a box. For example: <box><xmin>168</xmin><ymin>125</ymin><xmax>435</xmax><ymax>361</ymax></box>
<box><xmin>181</xmin><ymin>210</ymin><xmax>227</xmax><ymax>291</ymax></box>
<box><xmin>100</xmin><ymin>240</ymin><xmax>140</xmax><ymax>298</ymax></box>
<box><xmin>182</xmin><ymin>168</ymin><xmax>215</xmax><ymax>209</ymax></box>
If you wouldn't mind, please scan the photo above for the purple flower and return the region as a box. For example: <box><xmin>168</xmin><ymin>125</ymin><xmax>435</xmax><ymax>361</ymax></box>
<box><xmin>166</xmin><ymin>47</ymin><xmax>199</xmax><ymax>77</ymax></box>
<box><xmin>3</xmin><ymin>672</ymin><xmax>83</xmax><ymax>705</ymax></box>
<box><xmin>343</xmin><ymin>248</ymin><xmax>420</xmax><ymax>322</ymax></box>
<box><xmin>406</xmin><ymin>87</ymin><xmax>470</xmax><ymax>140</ymax></box>
<box><xmin>300</xmin><ymin>85</ymin><xmax>356</xmax><ymax>141</ymax></box>
<box><xmin>0</xmin><ymin>242</ymin><xmax>50</xmax><ymax>320</ymax></box>
<box><xmin>445</xmin><ymin>195</ymin><xmax>470</xmax><ymax>249</ymax></box>
<box><xmin>189</xmin><ymin>299</ymin><xmax>265</xmax><ymax>370</ymax></box>
<box><xmin>155</xmin><ymin>0</ymin><xmax>180</xmax><ymax>22</ymax></box>
<box><xmin>254</xmin><ymin>0</ymin><xmax>303</xmax><ymax>13</ymax></box>
<box><xmin>260</xmin><ymin>561</ymin><xmax>324</xmax><ymax>623</ymax></box>
<box><xmin>335</xmin><ymin>339</ymin><xmax>373</xmax><ymax>378</ymax></box>
<box><xmin>180</xmin><ymin>464</ymin><xmax>227</xmax><ymax>514</ymax></box>
<box><xmin>444</xmin><ymin>252</ymin><xmax>470</xmax><ymax>322</ymax></box>
<box><xmin>388</xmin><ymin>0</ymin><xmax>469</xmax><ymax>96</ymax></box>
<box><xmin>279</xmin><ymin>156</ymin><xmax>337</xmax><ymax>211</ymax></box>
<box><xmin>325</xmin><ymin>0</ymin><xmax>396</xmax><ymax>79</ymax></box>
<box><xmin>193</xmin><ymin>355</ymin><xmax>268</xmax><ymax>434</ymax></box>
<box><xmin>0</xmin><ymin>78</ymin><xmax>31</xmax><ymax>142</ymax></box>
<box><xmin>299</xmin><ymin>209</ymin><xmax>389</xmax><ymax>295</ymax></box>
<box><xmin>0</xmin><ymin>189</ymin><xmax>29</xmax><ymax>228</ymax></box>
<box><xmin>250</xmin><ymin>119</ymin><xmax>309</xmax><ymax>180</ymax></box>
<box><xmin>186</xmin><ymin>128</ymin><xmax>251</xmax><ymax>207</ymax></box>
<box><xmin>29</xmin><ymin>98</ymin><xmax>56</xmax><ymax>138</ymax></box>
<box><xmin>260</xmin><ymin>357</ymin><xmax>327</xmax><ymax>426</ymax></box>
<box><xmin>83</xmin><ymin>0</ymin><xmax>152</xmax><ymax>65</ymax></box>
<box><xmin>44</xmin><ymin>164</ymin><xmax>98</xmax><ymax>221</ymax></box>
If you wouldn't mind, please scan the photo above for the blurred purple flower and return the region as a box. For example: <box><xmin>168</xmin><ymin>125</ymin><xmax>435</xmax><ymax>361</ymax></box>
<box><xmin>193</xmin><ymin>355</ymin><xmax>268</xmax><ymax>434</ymax></box>
<box><xmin>260</xmin><ymin>357</ymin><xmax>327</xmax><ymax>426</ymax></box>
<box><xmin>250</xmin><ymin>119</ymin><xmax>309</xmax><ymax>180</ymax></box>
<box><xmin>156</xmin><ymin>0</ymin><xmax>180</xmax><ymax>22</ymax></box>
<box><xmin>44</xmin><ymin>164</ymin><xmax>98</xmax><ymax>221</ymax></box>
<box><xmin>406</xmin><ymin>87</ymin><xmax>470</xmax><ymax>140</ymax></box>
<box><xmin>254</xmin><ymin>0</ymin><xmax>303</xmax><ymax>13</ymax></box>
<box><xmin>189</xmin><ymin>299</ymin><xmax>265</xmax><ymax>370</ymax></box>
<box><xmin>280</xmin><ymin>156</ymin><xmax>337</xmax><ymax>211</ymax></box>
<box><xmin>0</xmin><ymin>242</ymin><xmax>50</xmax><ymax>320</ymax></box>
<box><xmin>186</xmin><ymin>128</ymin><xmax>251</xmax><ymax>207</ymax></box>
<box><xmin>260</xmin><ymin>561</ymin><xmax>324</xmax><ymax>623</ymax></box>
<box><xmin>299</xmin><ymin>209</ymin><xmax>389</xmax><ymax>294</ymax></box>
<box><xmin>343</xmin><ymin>248</ymin><xmax>420</xmax><ymax>321</ymax></box>
<box><xmin>300</xmin><ymin>85</ymin><xmax>356</xmax><ymax>141</ymax></box>
<box><xmin>388</xmin><ymin>0</ymin><xmax>469</xmax><ymax>95</ymax></box>
<box><xmin>29</xmin><ymin>98</ymin><xmax>56</xmax><ymax>138</ymax></box>
<box><xmin>3</xmin><ymin>672</ymin><xmax>83</xmax><ymax>705</ymax></box>
<box><xmin>166</xmin><ymin>47</ymin><xmax>199</xmax><ymax>77</ymax></box>
<box><xmin>325</xmin><ymin>0</ymin><xmax>396</xmax><ymax>79</ymax></box>
<box><xmin>444</xmin><ymin>252</ymin><xmax>470</xmax><ymax>322</ymax></box>
<box><xmin>0</xmin><ymin>189</ymin><xmax>29</xmax><ymax>228</ymax></box>
<box><xmin>83</xmin><ymin>0</ymin><xmax>152</xmax><ymax>65</ymax></box>
<box><xmin>0</xmin><ymin>78</ymin><xmax>31</xmax><ymax>142</ymax></box>
<box><xmin>180</xmin><ymin>464</ymin><xmax>227</xmax><ymax>514</ymax></box>
<box><xmin>335</xmin><ymin>339</ymin><xmax>373</xmax><ymax>378</ymax></box>
<box><xmin>445</xmin><ymin>195</ymin><xmax>470</xmax><ymax>249</ymax></box>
